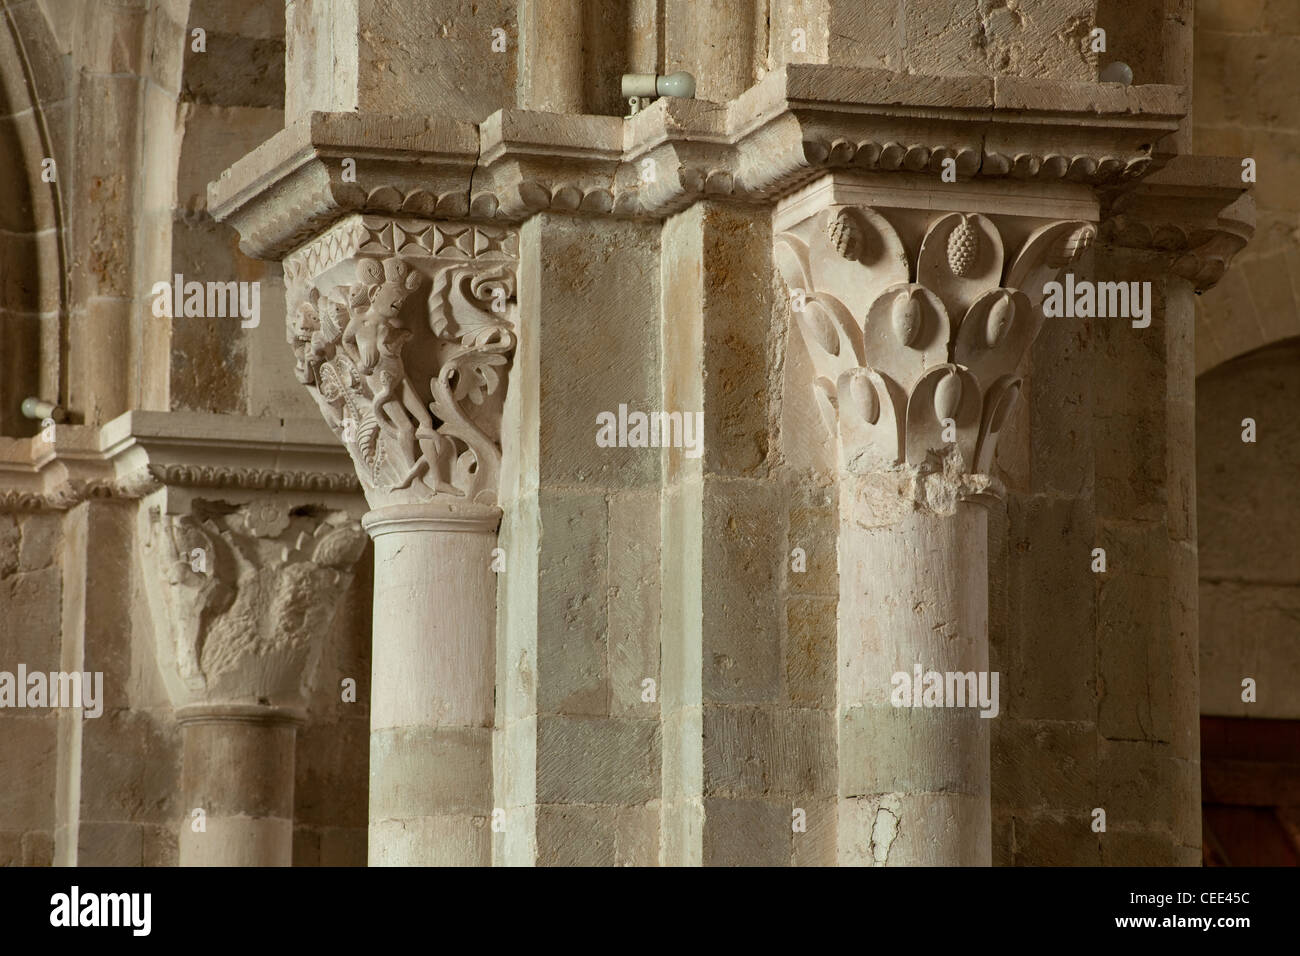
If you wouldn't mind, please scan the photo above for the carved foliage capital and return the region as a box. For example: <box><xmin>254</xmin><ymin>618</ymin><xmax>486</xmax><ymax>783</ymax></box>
<box><xmin>1099</xmin><ymin>198</ymin><xmax>1253</xmax><ymax>293</ymax></box>
<box><xmin>283</xmin><ymin>216</ymin><xmax>519</xmax><ymax>509</ymax></box>
<box><xmin>142</xmin><ymin>499</ymin><xmax>367</xmax><ymax>712</ymax></box>
<box><xmin>776</xmin><ymin>204</ymin><xmax>1095</xmax><ymax>479</ymax></box>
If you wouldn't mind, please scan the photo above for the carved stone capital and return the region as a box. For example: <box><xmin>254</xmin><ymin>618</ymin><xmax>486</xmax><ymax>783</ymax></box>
<box><xmin>282</xmin><ymin>215</ymin><xmax>519</xmax><ymax>510</ymax></box>
<box><xmin>140</xmin><ymin>496</ymin><xmax>367</xmax><ymax>713</ymax></box>
<box><xmin>1098</xmin><ymin>155</ymin><xmax>1255</xmax><ymax>292</ymax></box>
<box><xmin>776</xmin><ymin>187</ymin><xmax>1095</xmax><ymax>489</ymax></box>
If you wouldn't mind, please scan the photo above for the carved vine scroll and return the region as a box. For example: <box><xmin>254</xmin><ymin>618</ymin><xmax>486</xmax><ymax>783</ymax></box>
<box><xmin>283</xmin><ymin>217</ymin><xmax>520</xmax><ymax>508</ymax></box>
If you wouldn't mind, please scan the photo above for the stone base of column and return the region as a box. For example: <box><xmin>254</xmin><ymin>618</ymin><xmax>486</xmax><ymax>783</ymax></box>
<box><xmin>177</xmin><ymin>704</ymin><xmax>303</xmax><ymax>867</ymax></box>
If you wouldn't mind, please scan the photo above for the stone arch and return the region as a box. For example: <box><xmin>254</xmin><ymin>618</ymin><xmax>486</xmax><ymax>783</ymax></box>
<box><xmin>1191</xmin><ymin>1</ymin><xmax>1300</xmax><ymax>866</ymax></box>
<box><xmin>1195</xmin><ymin>336</ymin><xmax>1300</xmax><ymax>864</ymax></box>
<box><xmin>1195</xmin><ymin>272</ymin><xmax>1300</xmax><ymax>376</ymax></box>
<box><xmin>0</xmin><ymin>2</ymin><xmax>69</xmax><ymax>436</ymax></box>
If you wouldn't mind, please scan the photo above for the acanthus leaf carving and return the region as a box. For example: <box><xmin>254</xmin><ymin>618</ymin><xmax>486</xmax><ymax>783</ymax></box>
<box><xmin>777</xmin><ymin>203</ymin><xmax>1096</xmax><ymax>480</ymax></box>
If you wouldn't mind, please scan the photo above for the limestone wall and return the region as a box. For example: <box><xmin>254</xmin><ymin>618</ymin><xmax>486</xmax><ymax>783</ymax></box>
<box><xmin>1193</xmin><ymin>0</ymin><xmax>1300</xmax><ymax>371</ymax></box>
<box><xmin>0</xmin><ymin>511</ymin><xmax>61</xmax><ymax>864</ymax></box>
<box><xmin>1192</xmin><ymin>0</ymin><xmax>1300</xmax><ymax>716</ymax></box>
<box><xmin>0</xmin><ymin>0</ymin><xmax>1286</xmax><ymax>869</ymax></box>
<box><xmin>1197</xmin><ymin>342</ymin><xmax>1300</xmax><ymax>720</ymax></box>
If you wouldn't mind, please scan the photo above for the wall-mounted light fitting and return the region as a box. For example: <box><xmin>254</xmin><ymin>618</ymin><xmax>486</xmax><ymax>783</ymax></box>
<box><xmin>621</xmin><ymin>71</ymin><xmax>696</xmax><ymax>116</ymax></box>
<box><xmin>20</xmin><ymin>397</ymin><xmax>64</xmax><ymax>422</ymax></box>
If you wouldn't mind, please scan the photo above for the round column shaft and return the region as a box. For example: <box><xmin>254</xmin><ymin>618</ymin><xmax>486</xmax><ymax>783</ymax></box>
<box><xmin>363</xmin><ymin>503</ymin><xmax>498</xmax><ymax>866</ymax></box>
<box><xmin>838</xmin><ymin>495</ymin><xmax>992</xmax><ymax>866</ymax></box>
<box><xmin>178</xmin><ymin>705</ymin><xmax>300</xmax><ymax>867</ymax></box>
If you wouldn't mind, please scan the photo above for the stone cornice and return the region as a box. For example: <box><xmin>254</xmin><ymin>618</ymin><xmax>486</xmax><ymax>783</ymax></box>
<box><xmin>210</xmin><ymin>112</ymin><xmax>482</xmax><ymax>264</ymax></box>
<box><xmin>1098</xmin><ymin>155</ymin><xmax>1255</xmax><ymax>291</ymax></box>
<box><xmin>0</xmin><ymin>411</ymin><xmax>361</xmax><ymax>512</ymax></box>
<box><xmin>210</xmin><ymin>64</ymin><xmax>1186</xmax><ymax>261</ymax></box>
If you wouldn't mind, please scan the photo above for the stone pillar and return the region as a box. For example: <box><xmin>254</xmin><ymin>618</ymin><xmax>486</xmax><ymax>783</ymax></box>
<box><xmin>281</xmin><ymin>216</ymin><xmax>520</xmax><ymax>865</ymax></box>
<box><xmin>776</xmin><ymin>180</ymin><xmax>1099</xmax><ymax>865</ymax></box>
<box><xmin>494</xmin><ymin>213</ymin><xmax>662</xmax><ymax>867</ymax></box>
<box><xmin>1090</xmin><ymin>157</ymin><xmax>1252</xmax><ymax>864</ymax></box>
<box><xmin>660</xmin><ymin>201</ymin><xmax>834</xmax><ymax>867</ymax></box>
<box><xmin>208</xmin><ymin>56</ymin><xmax>1219</xmax><ymax>868</ymax></box>
<box><xmin>662</xmin><ymin>0</ymin><xmax>765</xmax><ymax>103</ymax></box>
<box><xmin>141</xmin><ymin>496</ymin><xmax>368</xmax><ymax>866</ymax></box>
<box><xmin>364</xmin><ymin>503</ymin><xmax>497</xmax><ymax>865</ymax></box>
<box><xmin>66</xmin><ymin>0</ymin><xmax>188</xmax><ymax>422</ymax></box>
<box><xmin>177</xmin><ymin>706</ymin><xmax>299</xmax><ymax>866</ymax></box>
<box><xmin>517</xmin><ymin>0</ymin><xmax>585</xmax><ymax>113</ymax></box>
<box><xmin>839</xmin><ymin>499</ymin><xmax>992</xmax><ymax>864</ymax></box>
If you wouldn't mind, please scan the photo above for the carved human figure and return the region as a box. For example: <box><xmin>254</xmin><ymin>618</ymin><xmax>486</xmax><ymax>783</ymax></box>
<box><xmin>343</xmin><ymin>258</ymin><xmax>422</xmax><ymax>373</ymax></box>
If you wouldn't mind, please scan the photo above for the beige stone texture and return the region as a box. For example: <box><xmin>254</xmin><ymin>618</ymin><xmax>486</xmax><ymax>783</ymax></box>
<box><xmin>287</xmin><ymin>0</ymin><xmax>517</xmax><ymax>123</ymax></box>
<box><xmin>904</xmin><ymin>0</ymin><xmax>1097</xmax><ymax>81</ymax></box>
<box><xmin>1197</xmin><ymin>342</ymin><xmax>1300</xmax><ymax>719</ymax></box>
<box><xmin>1</xmin><ymin>0</ymin><xmax>1286</xmax><ymax>872</ymax></box>
<box><xmin>1194</xmin><ymin>0</ymin><xmax>1300</xmax><ymax>372</ymax></box>
<box><xmin>494</xmin><ymin>215</ymin><xmax>664</xmax><ymax>865</ymax></box>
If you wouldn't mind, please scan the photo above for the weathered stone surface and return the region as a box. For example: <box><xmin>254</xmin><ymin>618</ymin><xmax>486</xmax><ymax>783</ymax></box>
<box><xmin>992</xmin><ymin>718</ymin><xmax>1097</xmax><ymax>812</ymax></box>
<box><xmin>906</xmin><ymin>0</ymin><xmax>1096</xmax><ymax>82</ymax></box>
<box><xmin>1010</xmin><ymin>813</ymin><xmax>1102</xmax><ymax>866</ymax></box>
<box><xmin>183</xmin><ymin>33</ymin><xmax>284</xmax><ymax>108</ymax></box>
<box><xmin>0</xmin><ymin>718</ymin><xmax>56</xmax><ymax>824</ymax></box>
<box><xmin>535</xmin><ymin>715</ymin><xmax>660</xmax><ymax>805</ymax></box>
<box><xmin>536</xmin><ymin>491</ymin><xmax>609</xmax><ymax>716</ymax></box>
<box><xmin>701</xmin><ymin>797</ymin><xmax>791</xmax><ymax>866</ymax></box>
<box><xmin>702</xmin><ymin>705</ymin><xmax>834</xmax><ymax>798</ymax></box>
<box><xmin>785</xmin><ymin>596</ymin><xmax>835</xmax><ymax>710</ymax></box>
<box><xmin>1006</xmin><ymin>494</ymin><xmax>1097</xmax><ymax>722</ymax></box>
<box><xmin>608</xmin><ymin>491</ymin><xmax>661</xmax><ymax>719</ymax></box>
<box><xmin>0</xmin><ymin>0</ymin><xmax>1278</xmax><ymax>872</ymax></box>
<box><xmin>701</xmin><ymin>480</ymin><xmax>784</xmax><ymax>703</ymax></box>
<box><xmin>286</xmin><ymin>0</ymin><xmax>517</xmax><ymax>123</ymax></box>
<box><xmin>369</xmin><ymin>726</ymin><xmax>492</xmax><ymax>818</ymax></box>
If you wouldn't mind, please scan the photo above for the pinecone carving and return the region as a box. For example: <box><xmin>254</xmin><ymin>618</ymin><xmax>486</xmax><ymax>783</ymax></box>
<box><xmin>947</xmin><ymin>216</ymin><xmax>979</xmax><ymax>277</ymax></box>
<box><xmin>826</xmin><ymin>210</ymin><xmax>866</xmax><ymax>261</ymax></box>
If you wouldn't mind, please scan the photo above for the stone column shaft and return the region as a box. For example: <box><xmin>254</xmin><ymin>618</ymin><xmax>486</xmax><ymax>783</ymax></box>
<box><xmin>517</xmin><ymin>0</ymin><xmax>585</xmax><ymax>113</ymax></box>
<box><xmin>141</xmin><ymin>494</ymin><xmax>368</xmax><ymax>867</ymax></box>
<box><xmin>838</xmin><ymin>497</ymin><xmax>991</xmax><ymax>865</ymax></box>
<box><xmin>776</xmin><ymin>181</ymin><xmax>1100</xmax><ymax>865</ymax></box>
<box><xmin>365</xmin><ymin>505</ymin><xmax>497</xmax><ymax>866</ymax></box>
<box><xmin>178</xmin><ymin>707</ymin><xmax>298</xmax><ymax>867</ymax></box>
